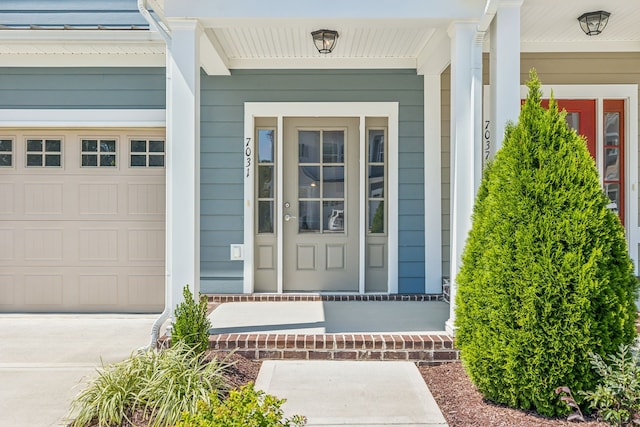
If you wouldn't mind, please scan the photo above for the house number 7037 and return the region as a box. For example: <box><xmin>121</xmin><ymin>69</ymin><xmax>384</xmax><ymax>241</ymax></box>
<box><xmin>483</xmin><ymin>120</ymin><xmax>491</xmax><ymax>161</ymax></box>
<box><xmin>245</xmin><ymin>137</ymin><xmax>252</xmax><ymax>177</ymax></box>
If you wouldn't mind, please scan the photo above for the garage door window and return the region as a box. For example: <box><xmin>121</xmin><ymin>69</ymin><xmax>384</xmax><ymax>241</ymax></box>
<box><xmin>26</xmin><ymin>138</ymin><xmax>62</xmax><ymax>167</ymax></box>
<box><xmin>81</xmin><ymin>139</ymin><xmax>117</xmax><ymax>167</ymax></box>
<box><xmin>0</xmin><ymin>139</ymin><xmax>12</xmax><ymax>167</ymax></box>
<box><xmin>130</xmin><ymin>139</ymin><xmax>165</xmax><ymax>167</ymax></box>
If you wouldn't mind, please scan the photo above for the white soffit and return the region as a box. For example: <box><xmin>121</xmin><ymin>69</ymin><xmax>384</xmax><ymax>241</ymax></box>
<box><xmin>520</xmin><ymin>0</ymin><xmax>640</xmax><ymax>52</ymax></box>
<box><xmin>0</xmin><ymin>30</ymin><xmax>165</xmax><ymax>67</ymax></box>
<box><xmin>211</xmin><ymin>25</ymin><xmax>438</xmax><ymax>69</ymax></box>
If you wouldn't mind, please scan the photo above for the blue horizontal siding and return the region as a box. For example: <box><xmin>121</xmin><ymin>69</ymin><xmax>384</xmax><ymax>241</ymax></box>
<box><xmin>0</xmin><ymin>68</ymin><xmax>165</xmax><ymax>109</ymax></box>
<box><xmin>399</xmin><ymin>152</ymin><xmax>424</xmax><ymax>169</ymax></box>
<box><xmin>399</xmin><ymin>184</ymin><xmax>424</xmax><ymax>200</ymax></box>
<box><xmin>201</xmin><ymin>184</ymin><xmax>243</xmax><ymax>200</ymax></box>
<box><xmin>399</xmin><ymin>278</ymin><xmax>428</xmax><ymax>294</ymax></box>
<box><xmin>201</xmin><ymin>69</ymin><xmax>425</xmax><ymax>292</ymax></box>
<box><xmin>398</xmin><ymin>215</ymin><xmax>425</xmax><ymax>231</ymax></box>
<box><xmin>399</xmin><ymin>199</ymin><xmax>425</xmax><ymax>215</ymax></box>
<box><xmin>399</xmin><ymin>246</ymin><xmax>426</xmax><ymax>262</ymax></box>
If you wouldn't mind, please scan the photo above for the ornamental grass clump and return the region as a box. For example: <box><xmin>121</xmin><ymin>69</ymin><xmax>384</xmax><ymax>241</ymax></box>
<box><xmin>68</xmin><ymin>342</ymin><xmax>229</xmax><ymax>427</ymax></box>
<box><xmin>455</xmin><ymin>70</ymin><xmax>638</xmax><ymax>416</ymax></box>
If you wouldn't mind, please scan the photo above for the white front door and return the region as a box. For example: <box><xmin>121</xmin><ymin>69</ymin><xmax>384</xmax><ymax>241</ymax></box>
<box><xmin>245</xmin><ymin>102</ymin><xmax>400</xmax><ymax>294</ymax></box>
<box><xmin>282</xmin><ymin>117</ymin><xmax>360</xmax><ymax>292</ymax></box>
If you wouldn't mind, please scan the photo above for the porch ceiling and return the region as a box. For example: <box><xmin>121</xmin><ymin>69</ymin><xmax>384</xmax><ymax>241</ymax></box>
<box><xmin>520</xmin><ymin>0</ymin><xmax>640</xmax><ymax>51</ymax></box>
<box><xmin>1</xmin><ymin>0</ymin><xmax>639</xmax><ymax>70</ymax></box>
<box><xmin>190</xmin><ymin>0</ymin><xmax>640</xmax><ymax>73</ymax></box>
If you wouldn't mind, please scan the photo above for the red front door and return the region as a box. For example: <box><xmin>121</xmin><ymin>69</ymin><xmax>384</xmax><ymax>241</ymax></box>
<box><xmin>538</xmin><ymin>99</ymin><xmax>624</xmax><ymax>224</ymax></box>
<box><xmin>541</xmin><ymin>99</ymin><xmax>596</xmax><ymax>158</ymax></box>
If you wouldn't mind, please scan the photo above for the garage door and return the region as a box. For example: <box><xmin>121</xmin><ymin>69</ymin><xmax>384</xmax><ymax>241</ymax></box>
<box><xmin>0</xmin><ymin>128</ymin><xmax>165</xmax><ymax>313</ymax></box>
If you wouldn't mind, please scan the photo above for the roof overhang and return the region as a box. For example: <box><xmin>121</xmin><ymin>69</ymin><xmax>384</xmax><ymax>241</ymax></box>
<box><xmin>0</xmin><ymin>30</ymin><xmax>165</xmax><ymax>67</ymax></box>
<box><xmin>2</xmin><ymin>0</ymin><xmax>639</xmax><ymax>72</ymax></box>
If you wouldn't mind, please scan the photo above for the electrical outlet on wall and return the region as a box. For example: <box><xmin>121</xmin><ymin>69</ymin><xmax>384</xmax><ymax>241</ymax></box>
<box><xmin>230</xmin><ymin>244</ymin><xmax>244</xmax><ymax>260</ymax></box>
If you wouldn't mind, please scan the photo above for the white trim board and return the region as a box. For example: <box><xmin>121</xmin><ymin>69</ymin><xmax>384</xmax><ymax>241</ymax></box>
<box><xmin>0</xmin><ymin>109</ymin><xmax>166</xmax><ymax>127</ymax></box>
<box><xmin>243</xmin><ymin>102</ymin><xmax>399</xmax><ymax>294</ymax></box>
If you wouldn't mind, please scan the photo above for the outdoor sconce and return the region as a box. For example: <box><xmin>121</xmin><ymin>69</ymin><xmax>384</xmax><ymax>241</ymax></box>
<box><xmin>578</xmin><ymin>11</ymin><xmax>610</xmax><ymax>36</ymax></box>
<box><xmin>311</xmin><ymin>29</ymin><xmax>339</xmax><ymax>54</ymax></box>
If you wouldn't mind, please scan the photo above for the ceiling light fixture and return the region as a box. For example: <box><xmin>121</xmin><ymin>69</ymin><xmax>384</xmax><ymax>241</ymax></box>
<box><xmin>578</xmin><ymin>10</ymin><xmax>610</xmax><ymax>36</ymax></box>
<box><xmin>311</xmin><ymin>29</ymin><xmax>339</xmax><ymax>54</ymax></box>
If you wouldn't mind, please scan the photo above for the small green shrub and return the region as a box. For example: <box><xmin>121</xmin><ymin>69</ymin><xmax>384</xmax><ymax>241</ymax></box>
<box><xmin>68</xmin><ymin>343</ymin><xmax>228</xmax><ymax>427</ymax></box>
<box><xmin>455</xmin><ymin>70</ymin><xmax>638</xmax><ymax>416</ymax></box>
<box><xmin>174</xmin><ymin>382</ymin><xmax>306</xmax><ymax>427</ymax></box>
<box><xmin>173</xmin><ymin>285</ymin><xmax>212</xmax><ymax>354</ymax></box>
<box><xmin>582</xmin><ymin>344</ymin><xmax>640</xmax><ymax>426</ymax></box>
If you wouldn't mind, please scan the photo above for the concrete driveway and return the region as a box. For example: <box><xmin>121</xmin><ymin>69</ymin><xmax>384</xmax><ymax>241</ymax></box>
<box><xmin>0</xmin><ymin>312</ymin><xmax>449</xmax><ymax>427</ymax></box>
<box><xmin>0</xmin><ymin>314</ymin><xmax>158</xmax><ymax>427</ymax></box>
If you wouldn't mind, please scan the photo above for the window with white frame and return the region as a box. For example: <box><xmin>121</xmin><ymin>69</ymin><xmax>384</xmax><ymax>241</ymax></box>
<box><xmin>367</xmin><ymin>128</ymin><xmax>386</xmax><ymax>233</ymax></box>
<box><xmin>26</xmin><ymin>138</ymin><xmax>62</xmax><ymax>167</ymax></box>
<box><xmin>0</xmin><ymin>138</ymin><xmax>13</xmax><ymax>167</ymax></box>
<box><xmin>81</xmin><ymin>139</ymin><xmax>117</xmax><ymax>167</ymax></box>
<box><xmin>130</xmin><ymin>138</ymin><xmax>165</xmax><ymax>167</ymax></box>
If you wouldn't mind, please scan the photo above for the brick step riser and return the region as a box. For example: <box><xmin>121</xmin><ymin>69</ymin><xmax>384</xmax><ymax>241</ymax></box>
<box><xmin>210</xmin><ymin>348</ymin><xmax>459</xmax><ymax>365</ymax></box>
<box><xmin>208</xmin><ymin>334</ymin><xmax>459</xmax><ymax>364</ymax></box>
<box><xmin>207</xmin><ymin>294</ymin><xmax>445</xmax><ymax>303</ymax></box>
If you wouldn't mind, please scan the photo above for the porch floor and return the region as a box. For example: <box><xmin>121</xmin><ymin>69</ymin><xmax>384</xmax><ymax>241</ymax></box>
<box><xmin>205</xmin><ymin>295</ymin><xmax>458</xmax><ymax>365</ymax></box>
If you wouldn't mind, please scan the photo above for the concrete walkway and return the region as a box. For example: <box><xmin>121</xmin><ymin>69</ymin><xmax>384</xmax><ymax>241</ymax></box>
<box><xmin>256</xmin><ymin>360</ymin><xmax>448</xmax><ymax>426</ymax></box>
<box><xmin>1</xmin><ymin>312</ymin><xmax>449</xmax><ymax>427</ymax></box>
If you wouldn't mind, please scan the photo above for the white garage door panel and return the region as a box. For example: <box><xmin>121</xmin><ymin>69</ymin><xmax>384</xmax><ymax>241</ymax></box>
<box><xmin>0</xmin><ymin>177</ymin><xmax>165</xmax><ymax>221</ymax></box>
<box><xmin>0</xmin><ymin>129</ymin><xmax>166</xmax><ymax>313</ymax></box>
<box><xmin>0</xmin><ymin>266</ymin><xmax>165</xmax><ymax>311</ymax></box>
<box><xmin>0</xmin><ymin>220</ymin><xmax>165</xmax><ymax>266</ymax></box>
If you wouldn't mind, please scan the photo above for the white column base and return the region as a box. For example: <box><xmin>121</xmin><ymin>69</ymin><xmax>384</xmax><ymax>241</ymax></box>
<box><xmin>445</xmin><ymin>319</ymin><xmax>456</xmax><ymax>336</ymax></box>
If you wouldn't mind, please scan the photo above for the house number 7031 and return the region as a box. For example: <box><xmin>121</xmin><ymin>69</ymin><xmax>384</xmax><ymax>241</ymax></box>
<box><xmin>245</xmin><ymin>137</ymin><xmax>252</xmax><ymax>177</ymax></box>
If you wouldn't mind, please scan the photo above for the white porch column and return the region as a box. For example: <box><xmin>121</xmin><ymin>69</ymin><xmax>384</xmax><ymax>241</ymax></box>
<box><xmin>166</xmin><ymin>20</ymin><xmax>201</xmax><ymax>312</ymax></box>
<box><xmin>424</xmin><ymin>74</ymin><xmax>442</xmax><ymax>293</ymax></box>
<box><xmin>489</xmin><ymin>1</ymin><xmax>522</xmax><ymax>157</ymax></box>
<box><xmin>446</xmin><ymin>22</ymin><xmax>482</xmax><ymax>334</ymax></box>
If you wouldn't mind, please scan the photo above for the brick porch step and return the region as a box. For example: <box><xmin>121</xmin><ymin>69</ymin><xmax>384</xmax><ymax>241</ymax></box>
<box><xmin>205</xmin><ymin>294</ymin><xmax>458</xmax><ymax>365</ymax></box>
<box><xmin>208</xmin><ymin>332</ymin><xmax>458</xmax><ymax>365</ymax></box>
<box><xmin>206</xmin><ymin>293</ymin><xmax>445</xmax><ymax>303</ymax></box>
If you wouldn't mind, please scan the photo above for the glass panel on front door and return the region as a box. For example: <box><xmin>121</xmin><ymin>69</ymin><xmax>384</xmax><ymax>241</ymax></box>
<box><xmin>298</xmin><ymin>130</ymin><xmax>345</xmax><ymax>233</ymax></box>
<box><xmin>257</xmin><ymin>128</ymin><xmax>275</xmax><ymax>234</ymax></box>
<box><xmin>603</xmin><ymin>100</ymin><xmax>625</xmax><ymax>224</ymax></box>
<box><xmin>367</xmin><ymin>129</ymin><xmax>385</xmax><ymax>234</ymax></box>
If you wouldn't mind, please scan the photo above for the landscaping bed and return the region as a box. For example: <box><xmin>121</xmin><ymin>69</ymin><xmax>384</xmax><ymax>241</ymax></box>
<box><xmin>420</xmin><ymin>362</ymin><xmax>607</xmax><ymax>427</ymax></box>
<box><xmin>208</xmin><ymin>353</ymin><xmax>610</xmax><ymax>427</ymax></box>
<box><xmin>208</xmin><ymin>350</ymin><xmax>262</xmax><ymax>391</ymax></box>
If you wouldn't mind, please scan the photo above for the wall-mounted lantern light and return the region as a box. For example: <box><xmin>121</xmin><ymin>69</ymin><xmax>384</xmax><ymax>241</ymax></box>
<box><xmin>311</xmin><ymin>29</ymin><xmax>339</xmax><ymax>54</ymax></box>
<box><xmin>578</xmin><ymin>11</ymin><xmax>610</xmax><ymax>36</ymax></box>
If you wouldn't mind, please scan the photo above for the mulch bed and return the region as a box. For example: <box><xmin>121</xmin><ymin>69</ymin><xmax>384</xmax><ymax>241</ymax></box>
<box><xmin>210</xmin><ymin>352</ymin><xmax>609</xmax><ymax>427</ymax></box>
<box><xmin>84</xmin><ymin>352</ymin><xmax>609</xmax><ymax>426</ymax></box>
<box><xmin>207</xmin><ymin>350</ymin><xmax>263</xmax><ymax>392</ymax></box>
<box><xmin>419</xmin><ymin>362</ymin><xmax>607</xmax><ymax>427</ymax></box>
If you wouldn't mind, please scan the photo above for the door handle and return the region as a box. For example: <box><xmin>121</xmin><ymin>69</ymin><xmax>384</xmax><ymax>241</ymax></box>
<box><xmin>284</xmin><ymin>214</ymin><xmax>297</xmax><ymax>222</ymax></box>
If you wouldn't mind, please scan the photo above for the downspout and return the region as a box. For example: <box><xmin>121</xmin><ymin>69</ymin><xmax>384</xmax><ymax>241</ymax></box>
<box><xmin>138</xmin><ymin>0</ymin><xmax>172</xmax><ymax>349</ymax></box>
<box><xmin>137</xmin><ymin>0</ymin><xmax>171</xmax><ymax>44</ymax></box>
<box><xmin>477</xmin><ymin>0</ymin><xmax>498</xmax><ymax>34</ymax></box>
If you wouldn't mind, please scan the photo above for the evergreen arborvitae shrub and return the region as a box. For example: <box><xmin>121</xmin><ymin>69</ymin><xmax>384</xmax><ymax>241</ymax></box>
<box><xmin>455</xmin><ymin>71</ymin><xmax>639</xmax><ymax>417</ymax></box>
<box><xmin>172</xmin><ymin>285</ymin><xmax>212</xmax><ymax>354</ymax></box>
